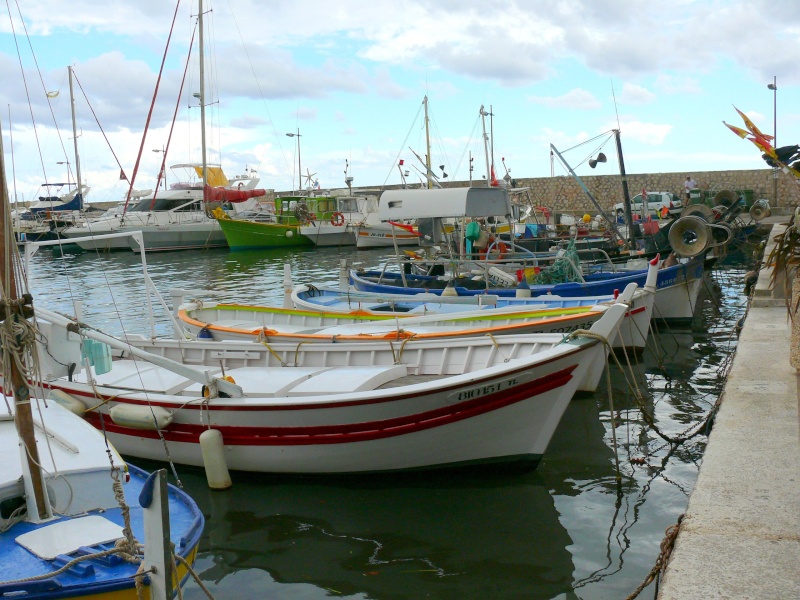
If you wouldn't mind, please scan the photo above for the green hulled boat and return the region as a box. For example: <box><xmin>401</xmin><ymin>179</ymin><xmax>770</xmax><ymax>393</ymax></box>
<box><xmin>216</xmin><ymin>216</ymin><xmax>312</xmax><ymax>250</ymax></box>
<box><xmin>216</xmin><ymin>195</ymin><xmax>360</xmax><ymax>250</ymax></box>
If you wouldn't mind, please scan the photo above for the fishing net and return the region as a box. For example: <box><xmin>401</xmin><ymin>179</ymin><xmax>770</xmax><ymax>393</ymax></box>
<box><xmin>528</xmin><ymin>238</ymin><xmax>582</xmax><ymax>284</ymax></box>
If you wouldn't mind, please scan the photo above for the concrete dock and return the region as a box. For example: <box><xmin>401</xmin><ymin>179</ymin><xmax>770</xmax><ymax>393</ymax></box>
<box><xmin>658</xmin><ymin>220</ymin><xmax>800</xmax><ymax>598</ymax></box>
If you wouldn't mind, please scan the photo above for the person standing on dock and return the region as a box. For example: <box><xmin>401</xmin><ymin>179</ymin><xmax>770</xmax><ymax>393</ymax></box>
<box><xmin>684</xmin><ymin>176</ymin><xmax>697</xmax><ymax>202</ymax></box>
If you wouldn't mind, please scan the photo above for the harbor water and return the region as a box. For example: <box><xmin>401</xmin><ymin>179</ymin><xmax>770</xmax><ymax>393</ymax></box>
<box><xmin>25</xmin><ymin>243</ymin><xmax>754</xmax><ymax>599</ymax></box>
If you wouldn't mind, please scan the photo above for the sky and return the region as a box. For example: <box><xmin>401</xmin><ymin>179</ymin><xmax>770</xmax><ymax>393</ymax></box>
<box><xmin>0</xmin><ymin>0</ymin><xmax>798</xmax><ymax>206</ymax></box>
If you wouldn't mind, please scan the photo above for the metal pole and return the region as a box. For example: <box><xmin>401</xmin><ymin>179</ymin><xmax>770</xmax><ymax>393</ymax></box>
<box><xmin>613</xmin><ymin>130</ymin><xmax>636</xmax><ymax>249</ymax></box>
<box><xmin>68</xmin><ymin>67</ymin><xmax>83</xmax><ymax>203</ymax></box>
<box><xmin>424</xmin><ymin>96</ymin><xmax>432</xmax><ymax>189</ymax></box>
<box><xmin>772</xmin><ymin>76</ymin><xmax>778</xmax><ymax>206</ymax></box>
<box><xmin>198</xmin><ymin>0</ymin><xmax>208</xmax><ymax>203</ymax></box>
<box><xmin>480</xmin><ymin>106</ymin><xmax>491</xmax><ymax>188</ymax></box>
<box><xmin>297</xmin><ymin>129</ymin><xmax>302</xmax><ymax>192</ymax></box>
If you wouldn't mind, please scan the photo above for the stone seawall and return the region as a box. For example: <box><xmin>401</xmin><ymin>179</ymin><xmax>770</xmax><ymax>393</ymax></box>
<box><xmin>494</xmin><ymin>168</ymin><xmax>798</xmax><ymax>215</ymax></box>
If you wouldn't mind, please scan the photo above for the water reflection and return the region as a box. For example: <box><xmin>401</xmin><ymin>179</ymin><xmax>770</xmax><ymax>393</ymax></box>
<box><xmin>153</xmin><ymin>467</ymin><xmax>576</xmax><ymax>599</ymax></box>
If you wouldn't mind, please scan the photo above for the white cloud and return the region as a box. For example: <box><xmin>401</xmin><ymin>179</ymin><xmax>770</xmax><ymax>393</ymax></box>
<box><xmin>612</xmin><ymin>120</ymin><xmax>673</xmax><ymax>145</ymax></box>
<box><xmin>619</xmin><ymin>83</ymin><xmax>655</xmax><ymax>106</ymax></box>
<box><xmin>528</xmin><ymin>89</ymin><xmax>601</xmax><ymax>110</ymax></box>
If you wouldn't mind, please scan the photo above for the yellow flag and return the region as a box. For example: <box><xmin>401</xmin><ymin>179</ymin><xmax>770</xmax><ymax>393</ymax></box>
<box><xmin>723</xmin><ymin>121</ymin><xmax>749</xmax><ymax>139</ymax></box>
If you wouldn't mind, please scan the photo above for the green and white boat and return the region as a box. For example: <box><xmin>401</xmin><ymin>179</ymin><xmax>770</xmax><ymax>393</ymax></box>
<box><xmin>217</xmin><ymin>194</ymin><xmax>364</xmax><ymax>250</ymax></box>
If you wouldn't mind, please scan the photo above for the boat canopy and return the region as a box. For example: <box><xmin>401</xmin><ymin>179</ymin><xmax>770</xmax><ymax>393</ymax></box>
<box><xmin>169</xmin><ymin>163</ymin><xmax>229</xmax><ymax>188</ymax></box>
<box><xmin>378</xmin><ymin>187</ymin><xmax>511</xmax><ymax>220</ymax></box>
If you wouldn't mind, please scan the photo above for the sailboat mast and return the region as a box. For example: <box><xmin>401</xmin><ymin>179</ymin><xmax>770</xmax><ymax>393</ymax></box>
<box><xmin>198</xmin><ymin>0</ymin><xmax>208</xmax><ymax>200</ymax></box>
<box><xmin>423</xmin><ymin>96</ymin><xmax>432</xmax><ymax>190</ymax></box>
<box><xmin>489</xmin><ymin>104</ymin><xmax>495</xmax><ymax>179</ymax></box>
<box><xmin>480</xmin><ymin>105</ymin><xmax>491</xmax><ymax>188</ymax></box>
<box><xmin>0</xmin><ymin>118</ymin><xmax>51</xmax><ymax>521</ymax></box>
<box><xmin>68</xmin><ymin>67</ymin><xmax>83</xmax><ymax>204</ymax></box>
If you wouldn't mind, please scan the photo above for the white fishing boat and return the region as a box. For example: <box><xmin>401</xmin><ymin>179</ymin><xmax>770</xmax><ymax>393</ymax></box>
<box><xmin>29</xmin><ymin>301</ymin><xmax>628</xmax><ymax>475</ymax></box>
<box><xmin>286</xmin><ymin>257</ymin><xmax>659</xmax><ymax>350</ymax></box>
<box><xmin>175</xmin><ymin>274</ymin><xmax>653</xmax><ymax>351</ymax></box>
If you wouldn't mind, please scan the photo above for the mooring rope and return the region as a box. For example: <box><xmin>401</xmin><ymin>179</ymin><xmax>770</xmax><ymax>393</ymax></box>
<box><xmin>625</xmin><ymin>514</ymin><xmax>684</xmax><ymax>599</ymax></box>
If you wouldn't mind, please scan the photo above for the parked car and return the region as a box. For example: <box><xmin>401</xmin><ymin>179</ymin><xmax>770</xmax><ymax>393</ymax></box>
<box><xmin>613</xmin><ymin>191</ymin><xmax>683</xmax><ymax>217</ymax></box>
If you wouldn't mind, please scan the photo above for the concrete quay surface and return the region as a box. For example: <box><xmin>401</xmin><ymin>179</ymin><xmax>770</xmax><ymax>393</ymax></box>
<box><xmin>658</xmin><ymin>222</ymin><xmax>800</xmax><ymax>599</ymax></box>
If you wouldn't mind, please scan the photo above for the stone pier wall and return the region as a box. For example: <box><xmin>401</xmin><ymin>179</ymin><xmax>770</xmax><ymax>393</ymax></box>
<box><xmin>375</xmin><ymin>168</ymin><xmax>799</xmax><ymax>216</ymax></box>
<box><xmin>498</xmin><ymin>168</ymin><xmax>799</xmax><ymax>215</ymax></box>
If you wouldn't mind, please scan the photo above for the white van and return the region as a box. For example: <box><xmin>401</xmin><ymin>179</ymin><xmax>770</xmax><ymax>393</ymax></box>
<box><xmin>613</xmin><ymin>191</ymin><xmax>683</xmax><ymax>217</ymax></box>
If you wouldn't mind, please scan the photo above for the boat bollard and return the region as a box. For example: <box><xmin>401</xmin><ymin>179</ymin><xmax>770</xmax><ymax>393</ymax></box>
<box><xmin>282</xmin><ymin>263</ymin><xmax>293</xmax><ymax>309</ymax></box>
<box><xmin>199</xmin><ymin>429</ymin><xmax>232</xmax><ymax>490</ymax></box>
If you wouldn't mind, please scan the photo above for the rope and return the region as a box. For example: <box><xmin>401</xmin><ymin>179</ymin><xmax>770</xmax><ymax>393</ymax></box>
<box><xmin>625</xmin><ymin>514</ymin><xmax>684</xmax><ymax>599</ymax></box>
<box><xmin>258</xmin><ymin>336</ymin><xmax>287</xmax><ymax>365</ymax></box>
<box><xmin>483</xmin><ymin>332</ymin><xmax>511</xmax><ymax>363</ymax></box>
<box><xmin>0</xmin><ymin>540</ymin><xmax>145</xmax><ymax>586</ymax></box>
<box><xmin>175</xmin><ymin>553</ymin><xmax>217</xmax><ymax>599</ymax></box>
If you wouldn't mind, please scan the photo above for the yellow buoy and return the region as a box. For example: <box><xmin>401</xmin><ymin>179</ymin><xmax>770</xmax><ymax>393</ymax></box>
<box><xmin>582</xmin><ymin>214</ymin><xmax>591</xmax><ymax>223</ymax></box>
<box><xmin>199</xmin><ymin>429</ymin><xmax>232</xmax><ymax>490</ymax></box>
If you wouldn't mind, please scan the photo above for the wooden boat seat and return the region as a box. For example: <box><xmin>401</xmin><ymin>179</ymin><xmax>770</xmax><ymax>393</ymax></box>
<box><xmin>286</xmin><ymin>364</ymin><xmax>409</xmax><ymax>396</ymax></box>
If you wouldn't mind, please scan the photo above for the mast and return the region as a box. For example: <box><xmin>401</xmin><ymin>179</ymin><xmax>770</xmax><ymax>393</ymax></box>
<box><xmin>0</xmin><ymin>117</ymin><xmax>51</xmax><ymax>521</ymax></box>
<box><xmin>614</xmin><ymin>129</ymin><xmax>636</xmax><ymax>249</ymax></box>
<box><xmin>489</xmin><ymin>104</ymin><xmax>495</xmax><ymax>181</ymax></box>
<box><xmin>68</xmin><ymin>67</ymin><xmax>83</xmax><ymax>207</ymax></box>
<box><xmin>423</xmin><ymin>96</ymin><xmax>432</xmax><ymax>190</ymax></box>
<box><xmin>480</xmin><ymin>105</ymin><xmax>491</xmax><ymax>187</ymax></box>
<box><xmin>198</xmin><ymin>0</ymin><xmax>208</xmax><ymax>204</ymax></box>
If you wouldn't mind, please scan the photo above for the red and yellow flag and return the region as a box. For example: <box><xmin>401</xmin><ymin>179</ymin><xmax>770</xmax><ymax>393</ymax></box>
<box><xmin>733</xmin><ymin>105</ymin><xmax>773</xmax><ymax>141</ymax></box>
<box><xmin>723</xmin><ymin>121</ymin><xmax>749</xmax><ymax>139</ymax></box>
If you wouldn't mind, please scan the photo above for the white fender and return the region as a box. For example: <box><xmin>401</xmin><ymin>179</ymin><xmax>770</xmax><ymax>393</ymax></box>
<box><xmin>109</xmin><ymin>405</ymin><xmax>173</xmax><ymax>430</ymax></box>
<box><xmin>48</xmin><ymin>389</ymin><xmax>86</xmax><ymax>416</ymax></box>
<box><xmin>200</xmin><ymin>429</ymin><xmax>232</xmax><ymax>490</ymax></box>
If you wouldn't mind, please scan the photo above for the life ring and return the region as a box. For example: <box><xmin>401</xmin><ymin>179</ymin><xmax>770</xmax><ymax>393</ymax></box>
<box><xmin>308</xmin><ymin>212</ymin><xmax>317</xmax><ymax>222</ymax></box>
<box><xmin>331</xmin><ymin>212</ymin><xmax>345</xmax><ymax>226</ymax></box>
<box><xmin>479</xmin><ymin>238</ymin><xmax>508</xmax><ymax>261</ymax></box>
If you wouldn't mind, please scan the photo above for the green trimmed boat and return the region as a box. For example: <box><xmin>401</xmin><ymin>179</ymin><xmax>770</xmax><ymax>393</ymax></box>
<box><xmin>217</xmin><ymin>195</ymin><xmax>365</xmax><ymax>250</ymax></box>
<box><xmin>216</xmin><ymin>196</ymin><xmax>317</xmax><ymax>250</ymax></box>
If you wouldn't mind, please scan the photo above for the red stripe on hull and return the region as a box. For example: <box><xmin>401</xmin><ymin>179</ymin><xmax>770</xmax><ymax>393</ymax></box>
<box><xmin>83</xmin><ymin>364</ymin><xmax>577</xmax><ymax>446</ymax></box>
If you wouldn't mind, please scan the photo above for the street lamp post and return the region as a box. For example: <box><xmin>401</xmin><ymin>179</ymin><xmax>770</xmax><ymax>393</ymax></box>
<box><xmin>768</xmin><ymin>76</ymin><xmax>778</xmax><ymax>206</ymax></box>
<box><xmin>286</xmin><ymin>129</ymin><xmax>302</xmax><ymax>193</ymax></box>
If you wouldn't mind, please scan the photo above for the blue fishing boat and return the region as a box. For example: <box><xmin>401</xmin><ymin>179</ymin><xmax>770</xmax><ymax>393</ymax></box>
<box><xmin>349</xmin><ymin>254</ymin><xmax>704</xmax><ymax>323</ymax></box>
